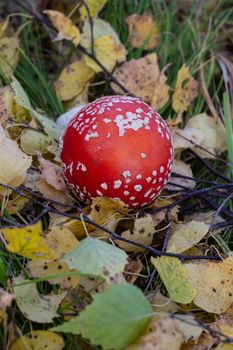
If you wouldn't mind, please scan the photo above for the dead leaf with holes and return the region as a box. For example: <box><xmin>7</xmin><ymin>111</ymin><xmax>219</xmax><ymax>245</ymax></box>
<box><xmin>184</xmin><ymin>257</ymin><xmax>233</xmax><ymax>314</ymax></box>
<box><xmin>54</xmin><ymin>59</ymin><xmax>95</xmax><ymax>101</ymax></box>
<box><xmin>126</xmin><ymin>315</ymin><xmax>184</xmax><ymax>350</ymax></box>
<box><xmin>112</xmin><ymin>53</ymin><xmax>169</xmax><ymax>109</ymax></box>
<box><xmin>187</xmin><ymin>113</ymin><xmax>226</xmax><ymax>158</ymax></box>
<box><xmin>116</xmin><ymin>214</ymin><xmax>155</xmax><ymax>252</ymax></box>
<box><xmin>44</xmin><ymin>10</ymin><xmax>81</xmax><ymax>45</ymax></box>
<box><xmin>125</xmin><ymin>12</ymin><xmax>159</xmax><ymax>49</ymax></box>
<box><xmin>172</xmin><ymin>64</ymin><xmax>198</xmax><ymax>113</ymax></box>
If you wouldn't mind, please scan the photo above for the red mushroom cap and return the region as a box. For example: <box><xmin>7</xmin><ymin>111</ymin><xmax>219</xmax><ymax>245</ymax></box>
<box><xmin>60</xmin><ymin>95</ymin><xmax>173</xmax><ymax>209</ymax></box>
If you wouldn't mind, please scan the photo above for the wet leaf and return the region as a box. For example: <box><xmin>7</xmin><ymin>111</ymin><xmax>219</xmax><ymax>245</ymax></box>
<box><xmin>13</xmin><ymin>276</ymin><xmax>66</xmax><ymax>323</ymax></box>
<box><xmin>52</xmin><ymin>283</ymin><xmax>153</xmax><ymax>350</ymax></box>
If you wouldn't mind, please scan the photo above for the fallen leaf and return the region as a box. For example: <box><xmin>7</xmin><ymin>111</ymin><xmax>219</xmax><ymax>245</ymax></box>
<box><xmin>0</xmin><ymin>36</ymin><xmax>19</xmax><ymax>77</ymax></box>
<box><xmin>37</xmin><ymin>153</ymin><xmax>66</xmax><ymax>191</ymax></box>
<box><xmin>126</xmin><ymin>315</ymin><xmax>184</xmax><ymax>350</ymax></box>
<box><xmin>112</xmin><ymin>53</ymin><xmax>169</xmax><ymax>108</ymax></box>
<box><xmin>0</xmin><ymin>288</ymin><xmax>14</xmax><ymax>309</ymax></box>
<box><xmin>124</xmin><ymin>259</ymin><xmax>143</xmax><ymax>284</ymax></box>
<box><xmin>27</xmin><ymin>260</ymin><xmax>80</xmax><ymax>289</ymax></box>
<box><xmin>54</xmin><ymin>59</ymin><xmax>95</xmax><ymax>101</ymax></box>
<box><xmin>13</xmin><ymin>276</ymin><xmax>66</xmax><ymax>323</ymax></box>
<box><xmin>174</xmin><ymin>314</ymin><xmax>202</xmax><ymax>341</ymax></box>
<box><xmin>167</xmin><ymin>159</ymin><xmax>195</xmax><ymax>191</ymax></box>
<box><xmin>20</xmin><ymin>128</ymin><xmax>50</xmax><ymax>155</ymax></box>
<box><xmin>0</xmin><ymin>86</ymin><xmax>10</xmax><ymax>127</ymax></box>
<box><xmin>171</xmin><ymin>126</ymin><xmax>204</xmax><ymax>151</ymax></box>
<box><xmin>0</xmin><ymin>125</ymin><xmax>32</xmax><ymax>194</ymax></box>
<box><xmin>172</xmin><ymin>64</ymin><xmax>198</xmax><ymax>113</ymax></box>
<box><xmin>45</xmin><ymin>226</ymin><xmax>79</xmax><ymax>259</ymax></box>
<box><xmin>184</xmin><ymin>257</ymin><xmax>233</xmax><ymax>314</ymax></box>
<box><xmin>116</xmin><ymin>215</ymin><xmax>155</xmax><ymax>252</ymax></box>
<box><xmin>44</xmin><ymin>10</ymin><xmax>80</xmax><ymax>45</ymax></box>
<box><xmin>167</xmin><ymin>220</ymin><xmax>209</xmax><ymax>254</ymax></box>
<box><xmin>125</xmin><ymin>12</ymin><xmax>159</xmax><ymax>49</ymax></box>
<box><xmin>52</xmin><ymin>283</ymin><xmax>153</xmax><ymax>350</ymax></box>
<box><xmin>79</xmin><ymin>0</ymin><xmax>107</xmax><ymax>19</ymax></box>
<box><xmin>216</xmin><ymin>323</ymin><xmax>233</xmax><ymax>349</ymax></box>
<box><xmin>63</xmin><ymin>237</ymin><xmax>128</xmax><ymax>283</ymax></box>
<box><xmin>81</xmin><ymin>18</ymin><xmax>126</xmax><ymax>72</ymax></box>
<box><xmin>151</xmin><ymin>256</ymin><xmax>196</xmax><ymax>303</ymax></box>
<box><xmin>10</xmin><ymin>331</ymin><xmax>64</xmax><ymax>350</ymax></box>
<box><xmin>5</xmin><ymin>194</ymin><xmax>29</xmax><ymax>214</ymax></box>
<box><xmin>152</xmin><ymin>291</ymin><xmax>178</xmax><ymax>312</ymax></box>
<box><xmin>187</xmin><ymin>113</ymin><xmax>226</xmax><ymax>158</ymax></box>
<box><xmin>1</xmin><ymin>220</ymin><xmax>54</xmax><ymax>260</ymax></box>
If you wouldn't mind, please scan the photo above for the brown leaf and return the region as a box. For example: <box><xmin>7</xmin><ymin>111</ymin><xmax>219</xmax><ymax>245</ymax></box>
<box><xmin>37</xmin><ymin>153</ymin><xmax>66</xmax><ymax>191</ymax></box>
<box><xmin>125</xmin><ymin>12</ymin><xmax>159</xmax><ymax>49</ymax></box>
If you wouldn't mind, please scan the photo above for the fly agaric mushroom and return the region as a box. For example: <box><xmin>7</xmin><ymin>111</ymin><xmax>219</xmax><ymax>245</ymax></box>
<box><xmin>60</xmin><ymin>95</ymin><xmax>173</xmax><ymax>209</ymax></box>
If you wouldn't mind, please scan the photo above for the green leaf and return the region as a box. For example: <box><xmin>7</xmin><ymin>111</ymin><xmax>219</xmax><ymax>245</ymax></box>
<box><xmin>52</xmin><ymin>283</ymin><xmax>152</xmax><ymax>350</ymax></box>
<box><xmin>13</xmin><ymin>276</ymin><xmax>66</xmax><ymax>323</ymax></box>
<box><xmin>151</xmin><ymin>256</ymin><xmax>196</xmax><ymax>304</ymax></box>
<box><xmin>62</xmin><ymin>237</ymin><xmax>128</xmax><ymax>283</ymax></box>
<box><xmin>11</xmin><ymin>76</ymin><xmax>62</xmax><ymax>142</ymax></box>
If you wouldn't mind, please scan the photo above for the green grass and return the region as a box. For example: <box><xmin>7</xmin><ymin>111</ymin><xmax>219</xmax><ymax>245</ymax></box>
<box><xmin>0</xmin><ymin>1</ymin><xmax>233</xmax><ymax>349</ymax></box>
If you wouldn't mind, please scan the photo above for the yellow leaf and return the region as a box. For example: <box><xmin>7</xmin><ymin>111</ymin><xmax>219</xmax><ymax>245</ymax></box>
<box><xmin>84</xmin><ymin>34</ymin><xmax>126</xmax><ymax>73</ymax></box>
<box><xmin>44</xmin><ymin>10</ymin><xmax>80</xmax><ymax>45</ymax></box>
<box><xmin>45</xmin><ymin>226</ymin><xmax>79</xmax><ymax>259</ymax></box>
<box><xmin>20</xmin><ymin>129</ymin><xmax>50</xmax><ymax>155</ymax></box>
<box><xmin>54</xmin><ymin>59</ymin><xmax>95</xmax><ymax>101</ymax></box>
<box><xmin>1</xmin><ymin>221</ymin><xmax>54</xmax><ymax>260</ymax></box>
<box><xmin>167</xmin><ymin>220</ymin><xmax>209</xmax><ymax>254</ymax></box>
<box><xmin>112</xmin><ymin>53</ymin><xmax>169</xmax><ymax>109</ymax></box>
<box><xmin>14</xmin><ymin>276</ymin><xmax>66</xmax><ymax>323</ymax></box>
<box><xmin>0</xmin><ymin>125</ymin><xmax>31</xmax><ymax>194</ymax></box>
<box><xmin>187</xmin><ymin>113</ymin><xmax>226</xmax><ymax>158</ymax></box>
<box><xmin>81</xmin><ymin>18</ymin><xmax>126</xmax><ymax>73</ymax></box>
<box><xmin>116</xmin><ymin>215</ymin><xmax>155</xmax><ymax>253</ymax></box>
<box><xmin>216</xmin><ymin>324</ymin><xmax>233</xmax><ymax>349</ymax></box>
<box><xmin>172</xmin><ymin>64</ymin><xmax>198</xmax><ymax>113</ymax></box>
<box><xmin>0</xmin><ymin>36</ymin><xmax>19</xmax><ymax>77</ymax></box>
<box><xmin>0</xmin><ymin>86</ymin><xmax>10</xmax><ymax>127</ymax></box>
<box><xmin>125</xmin><ymin>12</ymin><xmax>159</xmax><ymax>49</ymax></box>
<box><xmin>126</xmin><ymin>315</ymin><xmax>184</xmax><ymax>350</ymax></box>
<box><xmin>170</xmin><ymin>126</ymin><xmax>204</xmax><ymax>151</ymax></box>
<box><xmin>151</xmin><ymin>256</ymin><xmax>196</xmax><ymax>303</ymax></box>
<box><xmin>27</xmin><ymin>260</ymin><xmax>80</xmax><ymax>289</ymax></box>
<box><xmin>184</xmin><ymin>257</ymin><xmax>233</xmax><ymax>314</ymax></box>
<box><xmin>79</xmin><ymin>0</ymin><xmax>107</xmax><ymax>19</ymax></box>
<box><xmin>5</xmin><ymin>195</ymin><xmax>29</xmax><ymax>214</ymax></box>
<box><xmin>10</xmin><ymin>331</ymin><xmax>64</xmax><ymax>350</ymax></box>
<box><xmin>0</xmin><ymin>19</ymin><xmax>9</xmax><ymax>39</ymax></box>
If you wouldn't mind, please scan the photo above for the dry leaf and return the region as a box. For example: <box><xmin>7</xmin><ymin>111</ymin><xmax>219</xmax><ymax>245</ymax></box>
<box><xmin>184</xmin><ymin>257</ymin><xmax>233</xmax><ymax>314</ymax></box>
<box><xmin>54</xmin><ymin>60</ymin><xmax>95</xmax><ymax>101</ymax></box>
<box><xmin>20</xmin><ymin>128</ymin><xmax>50</xmax><ymax>155</ymax></box>
<box><xmin>0</xmin><ymin>36</ymin><xmax>19</xmax><ymax>77</ymax></box>
<box><xmin>0</xmin><ymin>125</ymin><xmax>32</xmax><ymax>194</ymax></box>
<box><xmin>167</xmin><ymin>220</ymin><xmax>209</xmax><ymax>254</ymax></box>
<box><xmin>166</xmin><ymin>159</ymin><xmax>195</xmax><ymax>191</ymax></box>
<box><xmin>126</xmin><ymin>315</ymin><xmax>184</xmax><ymax>350</ymax></box>
<box><xmin>116</xmin><ymin>215</ymin><xmax>155</xmax><ymax>253</ymax></box>
<box><xmin>79</xmin><ymin>0</ymin><xmax>107</xmax><ymax>19</ymax></box>
<box><xmin>1</xmin><ymin>220</ymin><xmax>55</xmax><ymax>260</ymax></box>
<box><xmin>124</xmin><ymin>259</ymin><xmax>143</xmax><ymax>284</ymax></box>
<box><xmin>5</xmin><ymin>195</ymin><xmax>29</xmax><ymax>214</ymax></box>
<box><xmin>0</xmin><ymin>86</ymin><xmax>10</xmax><ymax>127</ymax></box>
<box><xmin>10</xmin><ymin>331</ymin><xmax>64</xmax><ymax>350</ymax></box>
<box><xmin>27</xmin><ymin>260</ymin><xmax>80</xmax><ymax>289</ymax></box>
<box><xmin>126</xmin><ymin>12</ymin><xmax>159</xmax><ymax>49</ymax></box>
<box><xmin>44</xmin><ymin>10</ymin><xmax>80</xmax><ymax>45</ymax></box>
<box><xmin>187</xmin><ymin>113</ymin><xmax>226</xmax><ymax>158</ymax></box>
<box><xmin>81</xmin><ymin>18</ymin><xmax>126</xmax><ymax>73</ymax></box>
<box><xmin>172</xmin><ymin>64</ymin><xmax>198</xmax><ymax>113</ymax></box>
<box><xmin>45</xmin><ymin>226</ymin><xmax>79</xmax><ymax>259</ymax></box>
<box><xmin>171</xmin><ymin>126</ymin><xmax>204</xmax><ymax>151</ymax></box>
<box><xmin>112</xmin><ymin>53</ymin><xmax>169</xmax><ymax>109</ymax></box>
<box><xmin>37</xmin><ymin>153</ymin><xmax>66</xmax><ymax>191</ymax></box>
